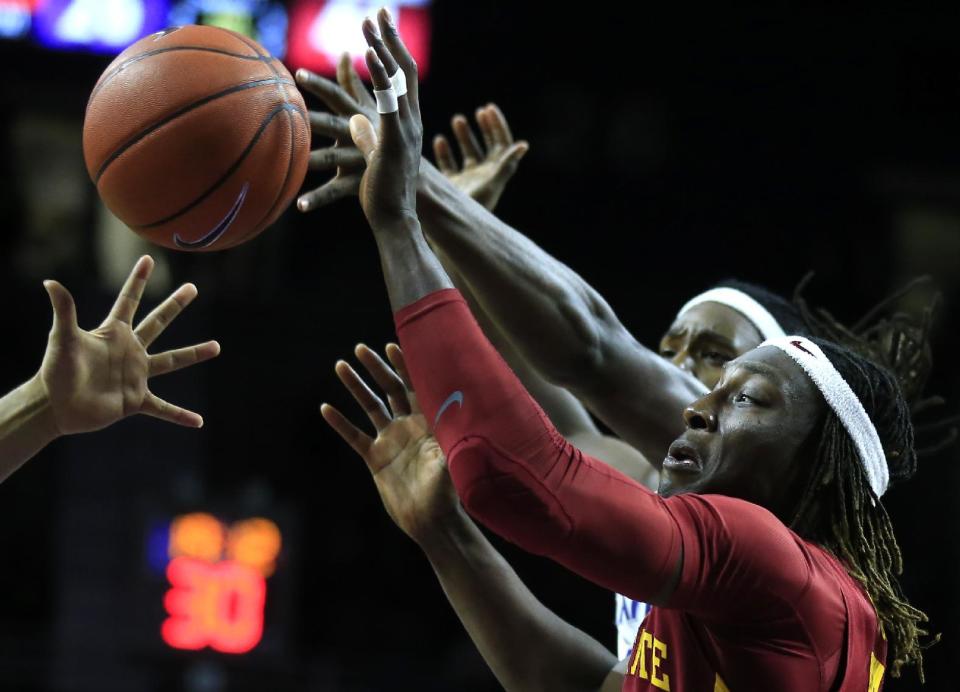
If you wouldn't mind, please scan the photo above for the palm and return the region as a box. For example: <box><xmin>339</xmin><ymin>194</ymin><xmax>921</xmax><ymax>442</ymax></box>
<box><xmin>41</xmin><ymin>321</ymin><xmax>149</xmax><ymax>434</ymax></box>
<box><xmin>448</xmin><ymin>158</ymin><xmax>510</xmax><ymax>210</ymax></box>
<box><xmin>35</xmin><ymin>257</ymin><xmax>220</xmax><ymax>435</ymax></box>
<box><xmin>323</xmin><ymin>344</ymin><xmax>459</xmax><ymax>545</ymax></box>
<box><xmin>433</xmin><ymin>105</ymin><xmax>528</xmax><ymax>212</ymax></box>
<box><xmin>351</xmin><ymin>95</ymin><xmax>422</xmax><ymax>230</ymax></box>
<box><xmin>365</xmin><ymin>414</ymin><xmax>457</xmax><ymax>539</ymax></box>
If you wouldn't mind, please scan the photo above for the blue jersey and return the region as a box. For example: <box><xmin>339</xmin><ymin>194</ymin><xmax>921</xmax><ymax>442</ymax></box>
<box><xmin>615</xmin><ymin>593</ymin><xmax>651</xmax><ymax>660</ymax></box>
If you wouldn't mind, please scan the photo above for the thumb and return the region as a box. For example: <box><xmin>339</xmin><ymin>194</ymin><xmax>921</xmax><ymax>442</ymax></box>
<box><xmin>338</xmin><ymin>52</ymin><xmax>368</xmax><ymax>105</ymax></box>
<box><xmin>44</xmin><ymin>280</ymin><xmax>78</xmax><ymax>338</ymax></box>
<box><xmin>349</xmin><ymin>114</ymin><xmax>379</xmax><ymax>163</ymax></box>
<box><xmin>495</xmin><ymin>141</ymin><xmax>529</xmax><ymax>178</ymax></box>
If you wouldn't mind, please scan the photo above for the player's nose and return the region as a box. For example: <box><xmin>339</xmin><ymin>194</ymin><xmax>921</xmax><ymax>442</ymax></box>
<box><xmin>683</xmin><ymin>399</ymin><xmax>717</xmax><ymax>432</ymax></box>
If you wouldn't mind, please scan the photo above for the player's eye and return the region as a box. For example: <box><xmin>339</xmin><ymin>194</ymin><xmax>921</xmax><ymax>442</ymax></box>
<box><xmin>734</xmin><ymin>391</ymin><xmax>766</xmax><ymax>406</ymax></box>
<box><xmin>702</xmin><ymin>350</ymin><xmax>732</xmax><ymax>367</ymax></box>
<box><xmin>660</xmin><ymin>347</ymin><xmax>677</xmax><ymax>359</ymax></box>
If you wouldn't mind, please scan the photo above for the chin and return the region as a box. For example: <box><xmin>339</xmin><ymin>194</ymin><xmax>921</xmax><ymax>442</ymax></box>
<box><xmin>658</xmin><ymin>472</ymin><xmax>704</xmax><ymax>498</ymax></box>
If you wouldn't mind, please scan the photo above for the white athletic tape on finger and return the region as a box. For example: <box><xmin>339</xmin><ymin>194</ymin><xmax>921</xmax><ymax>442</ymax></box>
<box><xmin>390</xmin><ymin>69</ymin><xmax>407</xmax><ymax>97</ymax></box>
<box><xmin>375</xmin><ymin>87</ymin><xmax>398</xmax><ymax>114</ymax></box>
<box><xmin>761</xmin><ymin>336</ymin><xmax>889</xmax><ymax>499</ymax></box>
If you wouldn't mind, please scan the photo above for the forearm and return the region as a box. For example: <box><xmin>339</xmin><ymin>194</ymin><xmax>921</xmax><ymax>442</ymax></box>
<box><xmin>417</xmin><ymin>162</ymin><xmax>617</xmax><ymax>386</ymax></box>
<box><xmin>429</xmin><ymin>258</ymin><xmax>655</xmax><ymax>485</ymax></box>
<box><xmin>418</xmin><ymin>165</ymin><xmax>705</xmax><ymax>463</ymax></box>
<box><xmin>0</xmin><ymin>374</ymin><xmax>60</xmax><ymax>482</ymax></box>
<box><xmin>421</xmin><ymin>507</ymin><xmax>616</xmax><ymax>692</ymax></box>
<box><xmin>454</xmin><ymin>286</ymin><xmax>656</xmax><ymax>485</ymax></box>
<box><xmin>395</xmin><ymin>292</ymin><xmax>681</xmax><ymax>602</ymax></box>
<box><xmin>372</xmin><ymin>214</ymin><xmax>454</xmax><ymax>312</ymax></box>
<box><xmin>439</xmin><ymin>250</ymin><xmax>598</xmax><ymax>438</ymax></box>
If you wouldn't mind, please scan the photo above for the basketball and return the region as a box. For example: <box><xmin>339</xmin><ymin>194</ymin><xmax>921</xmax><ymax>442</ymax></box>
<box><xmin>82</xmin><ymin>25</ymin><xmax>310</xmax><ymax>252</ymax></box>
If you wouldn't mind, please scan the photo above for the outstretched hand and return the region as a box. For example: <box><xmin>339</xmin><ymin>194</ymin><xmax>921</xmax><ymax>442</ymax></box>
<box><xmin>322</xmin><ymin>344</ymin><xmax>455</xmax><ymax>543</ymax></box>
<box><xmin>297</xmin><ymin>53</ymin><xmax>528</xmax><ymax>214</ymax></box>
<box><xmin>39</xmin><ymin>255</ymin><xmax>219</xmax><ymax>435</ymax></box>
<box><xmin>433</xmin><ymin>105</ymin><xmax>529</xmax><ymax>211</ymax></box>
<box><xmin>294</xmin><ymin>53</ymin><xmax>373</xmax><ymax>213</ymax></box>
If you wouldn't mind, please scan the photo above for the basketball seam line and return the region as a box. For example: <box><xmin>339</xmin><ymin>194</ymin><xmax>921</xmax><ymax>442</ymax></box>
<box><xmin>231</xmin><ymin>32</ymin><xmax>289</xmax><ymax>105</ymax></box>
<box><xmin>88</xmin><ymin>46</ymin><xmax>273</xmax><ymax>104</ymax></box>
<box><xmin>94</xmin><ymin>77</ymin><xmax>293</xmax><ymax>183</ymax></box>
<box><xmin>137</xmin><ymin>103</ymin><xmax>297</xmax><ymax>230</ymax></box>
<box><xmin>230</xmin><ymin>107</ymin><xmax>298</xmax><ymax>248</ymax></box>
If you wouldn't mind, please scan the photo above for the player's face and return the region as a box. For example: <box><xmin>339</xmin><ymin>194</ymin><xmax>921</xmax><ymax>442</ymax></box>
<box><xmin>659</xmin><ymin>302</ymin><xmax>764</xmax><ymax>388</ymax></box>
<box><xmin>658</xmin><ymin>346</ymin><xmax>826</xmax><ymax>523</ymax></box>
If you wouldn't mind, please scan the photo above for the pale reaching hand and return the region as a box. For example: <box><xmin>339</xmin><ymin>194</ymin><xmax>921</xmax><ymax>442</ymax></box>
<box><xmin>433</xmin><ymin>105</ymin><xmax>529</xmax><ymax>211</ymax></box>
<box><xmin>321</xmin><ymin>344</ymin><xmax>456</xmax><ymax>544</ymax></box>
<box><xmin>38</xmin><ymin>255</ymin><xmax>220</xmax><ymax>435</ymax></box>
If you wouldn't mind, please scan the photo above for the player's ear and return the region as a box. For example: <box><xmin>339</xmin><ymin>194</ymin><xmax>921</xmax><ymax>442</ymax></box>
<box><xmin>349</xmin><ymin>114</ymin><xmax>378</xmax><ymax>163</ymax></box>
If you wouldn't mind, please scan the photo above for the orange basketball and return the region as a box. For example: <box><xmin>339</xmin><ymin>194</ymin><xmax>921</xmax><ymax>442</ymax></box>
<box><xmin>82</xmin><ymin>25</ymin><xmax>310</xmax><ymax>252</ymax></box>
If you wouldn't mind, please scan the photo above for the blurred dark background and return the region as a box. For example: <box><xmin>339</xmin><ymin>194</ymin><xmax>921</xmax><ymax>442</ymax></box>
<box><xmin>2</xmin><ymin>2</ymin><xmax>959</xmax><ymax>690</ymax></box>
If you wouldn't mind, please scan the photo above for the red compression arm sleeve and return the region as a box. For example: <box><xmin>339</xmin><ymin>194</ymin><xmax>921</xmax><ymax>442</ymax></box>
<box><xmin>395</xmin><ymin>290</ymin><xmax>682</xmax><ymax>602</ymax></box>
<box><xmin>397</xmin><ymin>291</ymin><xmax>816</xmax><ymax>618</ymax></box>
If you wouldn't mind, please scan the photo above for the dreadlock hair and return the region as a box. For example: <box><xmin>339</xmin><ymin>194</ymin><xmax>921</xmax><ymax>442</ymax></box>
<box><xmin>789</xmin><ymin>338</ymin><xmax>934</xmax><ymax>680</ymax></box>
<box><xmin>794</xmin><ymin>274</ymin><xmax>958</xmax><ymax>460</ymax></box>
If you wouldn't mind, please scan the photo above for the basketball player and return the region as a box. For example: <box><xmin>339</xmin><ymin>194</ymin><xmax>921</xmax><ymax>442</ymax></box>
<box><xmin>299</xmin><ymin>43</ymin><xmax>945</xmax><ymax>663</ymax></box>
<box><xmin>0</xmin><ymin>256</ymin><xmax>219</xmax><ymax>483</ymax></box>
<box><xmin>296</xmin><ymin>48</ymin><xmax>848</xmax><ymax>660</ymax></box>
<box><xmin>326</xmin><ymin>11</ymin><xmax>930</xmax><ymax>688</ymax></box>
<box><xmin>293</xmin><ymin>52</ymin><xmax>806</xmax><ymax>468</ymax></box>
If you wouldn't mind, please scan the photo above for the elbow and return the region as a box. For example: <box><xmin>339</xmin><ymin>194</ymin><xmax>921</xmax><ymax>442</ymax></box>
<box><xmin>535</xmin><ymin>298</ymin><xmax>614</xmax><ymax>390</ymax></box>
<box><xmin>448</xmin><ymin>439</ymin><xmax>572</xmax><ymax>555</ymax></box>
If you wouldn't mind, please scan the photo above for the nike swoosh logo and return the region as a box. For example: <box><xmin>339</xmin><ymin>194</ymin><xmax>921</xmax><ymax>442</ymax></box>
<box><xmin>174</xmin><ymin>182</ymin><xmax>250</xmax><ymax>249</ymax></box>
<box><xmin>434</xmin><ymin>390</ymin><xmax>464</xmax><ymax>426</ymax></box>
<box><xmin>790</xmin><ymin>339</ymin><xmax>816</xmax><ymax>358</ymax></box>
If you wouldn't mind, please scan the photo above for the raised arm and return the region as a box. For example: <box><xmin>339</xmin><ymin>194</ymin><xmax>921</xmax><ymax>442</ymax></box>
<box><xmin>426</xmin><ymin>112</ymin><xmax>654</xmax><ymax>484</ymax></box>
<box><xmin>415</xmin><ymin>166</ymin><xmax>706</xmax><ymax>464</ymax></box>
<box><xmin>349</xmin><ymin>14</ymin><xmax>811</xmax><ymax>625</ymax></box>
<box><xmin>296</xmin><ymin>58</ymin><xmax>684</xmax><ymax>470</ymax></box>
<box><xmin>0</xmin><ymin>257</ymin><xmax>219</xmax><ymax>482</ymax></box>
<box><xmin>347</xmin><ymin>13</ymin><xmax>682</xmax><ymax>604</ymax></box>
<box><xmin>322</xmin><ymin>342</ymin><xmax>621</xmax><ymax>692</ymax></box>
<box><xmin>296</xmin><ymin>60</ymin><xmax>703</xmax><ymax>467</ymax></box>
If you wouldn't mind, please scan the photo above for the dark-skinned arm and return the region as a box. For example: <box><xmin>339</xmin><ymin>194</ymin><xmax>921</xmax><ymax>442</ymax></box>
<box><xmin>345</xmin><ymin>13</ymin><xmax>627</xmax><ymax>691</ymax></box>
<box><xmin>324</xmin><ymin>343</ymin><xmax>622</xmax><ymax>692</ymax></box>
<box><xmin>351</xmin><ymin>0</ymin><xmax>682</xmax><ymax>605</ymax></box>
<box><xmin>441</xmin><ymin>253</ymin><xmax>655</xmax><ymax>486</ymax></box>
<box><xmin>423</xmin><ymin>506</ymin><xmax>622</xmax><ymax>692</ymax></box>
<box><xmin>295</xmin><ymin>57</ymin><xmax>703</xmax><ymax>467</ymax></box>
<box><xmin>424</xmin><ymin>111</ymin><xmax>655</xmax><ymax>485</ymax></box>
<box><xmin>417</xmin><ymin>164</ymin><xmax>705</xmax><ymax>465</ymax></box>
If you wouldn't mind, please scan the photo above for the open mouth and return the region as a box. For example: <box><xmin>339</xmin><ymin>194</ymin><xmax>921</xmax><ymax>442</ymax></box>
<box><xmin>663</xmin><ymin>439</ymin><xmax>703</xmax><ymax>474</ymax></box>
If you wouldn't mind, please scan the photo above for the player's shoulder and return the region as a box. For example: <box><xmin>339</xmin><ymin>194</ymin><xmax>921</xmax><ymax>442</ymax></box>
<box><xmin>665</xmin><ymin>493</ymin><xmax>811</xmax><ymax>570</ymax></box>
<box><xmin>667</xmin><ymin>492</ymin><xmax>790</xmax><ymax>533</ymax></box>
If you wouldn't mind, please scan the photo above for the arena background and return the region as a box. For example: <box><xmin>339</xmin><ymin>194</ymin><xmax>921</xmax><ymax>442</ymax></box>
<box><xmin>1</xmin><ymin>2</ymin><xmax>959</xmax><ymax>690</ymax></box>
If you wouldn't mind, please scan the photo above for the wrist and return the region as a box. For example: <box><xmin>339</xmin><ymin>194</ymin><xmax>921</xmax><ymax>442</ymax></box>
<box><xmin>415</xmin><ymin>503</ymin><xmax>477</xmax><ymax>555</ymax></box>
<box><xmin>377</xmin><ymin>208</ymin><xmax>421</xmax><ymax>232</ymax></box>
<box><xmin>23</xmin><ymin>372</ymin><xmax>61</xmax><ymax>442</ymax></box>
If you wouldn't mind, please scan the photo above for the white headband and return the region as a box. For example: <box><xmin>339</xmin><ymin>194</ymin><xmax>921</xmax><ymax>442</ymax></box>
<box><xmin>678</xmin><ymin>287</ymin><xmax>786</xmax><ymax>341</ymax></box>
<box><xmin>760</xmin><ymin>336</ymin><xmax>888</xmax><ymax>498</ymax></box>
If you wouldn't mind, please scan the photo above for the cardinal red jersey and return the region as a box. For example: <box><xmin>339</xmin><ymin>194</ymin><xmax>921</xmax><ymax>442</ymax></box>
<box><xmin>621</xmin><ymin>494</ymin><xmax>887</xmax><ymax>691</ymax></box>
<box><xmin>395</xmin><ymin>290</ymin><xmax>888</xmax><ymax>691</ymax></box>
